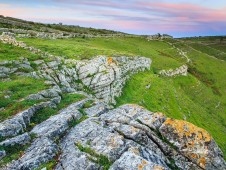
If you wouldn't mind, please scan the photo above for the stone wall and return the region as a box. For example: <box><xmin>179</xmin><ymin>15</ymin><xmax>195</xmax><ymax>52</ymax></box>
<box><xmin>159</xmin><ymin>65</ymin><xmax>188</xmax><ymax>77</ymax></box>
<box><xmin>0</xmin><ymin>32</ymin><xmax>151</xmax><ymax>104</ymax></box>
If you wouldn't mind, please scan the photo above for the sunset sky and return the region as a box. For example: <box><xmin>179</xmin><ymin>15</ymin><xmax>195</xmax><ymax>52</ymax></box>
<box><xmin>1</xmin><ymin>0</ymin><xmax>226</xmax><ymax>37</ymax></box>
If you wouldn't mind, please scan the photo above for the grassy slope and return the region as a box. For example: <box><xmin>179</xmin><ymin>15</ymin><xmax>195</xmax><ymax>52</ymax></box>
<box><xmin>0</xmin><ymin>77</ymin><xmax>49</xmax><ymax>121</ymax></box>
<box><xmin>0</xmin><ymin>42</ymin><xmax>50</xmax><ymax>121</ymax></box>
<box><xmin>0</xmin><ymin>41</ymin><xmax>41</xmax><ymax>61</ymax></box>
<box><xmin>0</xmin><ymin>93</ymin><xmax>85</xmax><ymax>166</ymax></box>
<box><xmin>3</xmin><ymin>36</ymin><xmax>226</xmax><ymax>157</ymax></box>
<box><xmin>0</xmin><ymin>16</ymin><xmax>124</xmax><ymax>35</ymax></box>
<box><xmin>20</xmin><ymin>37</ymin><xmax>186</xmax><ymax>69</ymax></box>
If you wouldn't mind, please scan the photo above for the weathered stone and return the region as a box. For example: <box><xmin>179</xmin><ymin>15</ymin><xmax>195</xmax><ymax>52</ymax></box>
<box><xmin>159</xmin><ymin>65</ymin><xmax>188</xmax><ymax>77</ymax></box>
<box><xmin>0</xmin><ymin>101</ymin><xmax>52</xmax><ymax>137</ymax></box>
<box><xmin>7</xmin><ymin>137</ymin><xmax>59</xmax><ymax>170</ymax></box>
<box><xmin>159</xmin><ymin>118</ymin><xmax>226</xmax><ymax>170</ymax></box>
<box><xmin>0</xmin><ymin>150</ymin><xmax>6</xmax><ymax>160</ymax></box>
<box><xmin>84</xmin><ymin>102</ymin><xmax>108</xmax><ymax>117</ymax></box>
<box><xmin>0</xmin><ymin>133</ymin><xmax>30</xmax><ymax>146</ymax></box>
<box><xmin>110</xmin><ymin>148</ymin><xmax>169</xmax><ymax>170</ymax></box>
<box><xmin>30</xmin><ymin>99</ymin><xmax>88</xmax><ymax>139</ymax></box>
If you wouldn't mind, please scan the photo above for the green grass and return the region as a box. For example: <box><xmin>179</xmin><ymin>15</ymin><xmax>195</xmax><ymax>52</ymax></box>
<box><xmin>0</xmin><ymin>41</ymin><xmax>42</xmax><ymax>61</ymax></box>
<box><xmin>36</xmin><ymin>160</ymin><xmax>57</xmax><ymax>170</ymax></box>
<box><xmin>20</xmin><ymin>37</ymin><xmax>186</xmax><ymax>70</ymax></box>
<box><xmin>0</xmin><ymin>77</ymin><xmax>49</xmax><ymax>121</ymax></box>
<box><xmin>83</xmin><ymin>100</ymin><xmax>94</xmax><ymax>108</ymax></box>
<box><xmin>18</xmin><ymin>36</ymin><xmax>226</xmax><ymax>158</ymax></box>
<box><xmin>27</xmin><ymin>93</ymin><xmax>85</xmax><ymax>130</ymax></box>
<box><xmin>117</xmin><ymin>37</ymin><xmax>226</xmax><ymax>158</ymax></box>
<box><xmin>0</xmin><ymin>144</ymin><xmax>30</xmax><ymax>167</ymax></box>
<box><xmin>1</xmin><ymin>34</ymin><xmax>226</xmax><ymax>160</ymax></box>
<box><xmin>186</xmin><ymin>42</ymin><xmax>226</xmax><ymax>61</ymax></box>
<box><xmin>116</xmin><ymin>71</ymin><xmax>226</xmax><ymax>158</ymax></box>
<box><xmin>0</xmin><ymin>133</ymin><xmax>38</xmax><ymax>167</ymax></box>
<box><xmin>75</xmin><ymin>142</ymin><xmax>112</xmax><ymax>170</ymax></box>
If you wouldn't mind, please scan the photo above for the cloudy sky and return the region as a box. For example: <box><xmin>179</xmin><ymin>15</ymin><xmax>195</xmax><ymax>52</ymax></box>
<box><xmin>1</xmin><ymin>0</ymin><xmax>226</xmax><ymax>37</ymax></box>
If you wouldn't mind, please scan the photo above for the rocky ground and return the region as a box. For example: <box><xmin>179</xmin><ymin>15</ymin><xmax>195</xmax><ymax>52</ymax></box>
<box><xmin>0</xmin><ymin>31</ymin><xmax>226</xmax><ymax>170</ymax></box>
<box><xmin>1</xmin><ymin>100</ymin><xmax>225</xmax><ymax>170</ymax></box>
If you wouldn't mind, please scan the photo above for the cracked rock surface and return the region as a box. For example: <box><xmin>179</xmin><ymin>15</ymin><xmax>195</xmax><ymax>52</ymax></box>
<box><xmin>1</xmin><ymin>99</ymin><xmax>226</xmax><ymax>170</ymax></box>
<box><xmin>0</xmin><ymin>32</ymin><xmax>225</xmax><ymax>170</ymax></box>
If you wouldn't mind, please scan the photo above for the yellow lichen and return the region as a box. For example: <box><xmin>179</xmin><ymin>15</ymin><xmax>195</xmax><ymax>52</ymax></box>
<box><xmin>163</xmin><ymin>118</ymin><xmax>211</xmax><ymax>142</ymax></box>
<box><xmin>163</xmin><ymin>118</ymin><xmax>210</xmax><ymax>169</ymax></box>
<box><xmin>198</xmin><ymin>157</ymin><xmax>206</xmax><ymax>169</ymax></box>
<box><xmin>138</xmin><ymin>160</ymin><xmax>148</xmax><ymax>170</ymax></box>
<box><xmin>191</xmin><ymin>153</ymin><xmax>198</xmax><ymax>159</ymax></box>
<box><xmin>153</xmin><ymin>165</ymin><xmax>165</xmax><ymax>170</ymax></box>
<box><xmin>107</xmin><ymin>57</ymin><xmax>117</xmax><ymax>65</ymax></box>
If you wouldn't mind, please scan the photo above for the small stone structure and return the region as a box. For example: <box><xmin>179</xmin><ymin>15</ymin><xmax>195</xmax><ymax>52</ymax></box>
<box><xmin>159</xmin><ymin>65</ymin><xmax>188</xmax><ymax>77</ymax></box>
<box><xmin>147</xmin><ymin>33</ymin><xmax>173</xmax><ymax>40</ymax></box>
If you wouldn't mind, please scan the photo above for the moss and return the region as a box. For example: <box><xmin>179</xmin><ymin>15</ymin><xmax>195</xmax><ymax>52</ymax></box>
<box><xmin>166</xmin><ymin>158</ymin><xmax>180</xmax><ymax>170</ymax></box>
<box><xmin>0</xmin><ymin>143</ymin><xmax>30</xmax><ymax>167</ymax></box>
<box><xmin>27</xmin><ymin>93</ymin><xmax>85</xmax><ymax>131</ymax></box>
<box><xmin>0</xmin><ymin>76</ymin><xmax>49</xmax><ymax>121</ymax></box>
<box><xmin>68</xmin><ymin>115</ymin><xmax>89</xmax><ymax>128</ymax></box>
<box><xmin>83</xmin><ymin>100</ymin><xmax>94</xmax><ymax>108</ymax></box>
<box><xmin>36</xmin><ymin>160</ymin><xmax>57</xmax><ymax>170</ymax></box>
<box><xmin>75</xmin><ymin>143</ymin><xmax>112</xmax><ymax>170</ymax></box>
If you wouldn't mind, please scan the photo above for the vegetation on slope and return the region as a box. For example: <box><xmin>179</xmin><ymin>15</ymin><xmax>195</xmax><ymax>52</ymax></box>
<box><xmin>1</xmin><ymin>33</ymin><xmax>225</xmax><ymax>158</ymax></box>
<box><xmin>0</xmin><ymin>41</ymin><xmax>42</xmax><ymax>61</ymax></box>
<box><xmin>0</xmin><ymin>15</ymin><xmax>124</xmax><ymax>35</ymax></box>
<box><xmin>0</xmin><ymin>77</ymin><xmax>49</xmax><ymax>121</ymax></box>
<box><xmin>20</xmin><ymin>37</ymin><xmax>186</xmax><ymax>69</ymax></box>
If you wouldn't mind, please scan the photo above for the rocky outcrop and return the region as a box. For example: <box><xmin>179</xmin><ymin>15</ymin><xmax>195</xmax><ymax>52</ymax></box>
<box><xmin>159</xmin><ymin>65</ymin><xmax>188</xmax><ymax>77</ymax></box>
<box><xmin>0</xmin><ymin>30</ymin><xmax>225</xmax><ymax>170</ymax></box>
<box><xmin>0</xmin><ymin>33</ymin><xmax>151</xmax><ymax>104</ymax></box>
<box><xmin>3</xmin><ymin>103</ymin><xmax>225</xmax><ymax>170</ymax></box>
<box><xmin>147</xmin><ymin>34</ymin><xmax>173</xmax><ymax>41</ymax></box>
<box><xmin>160</xmin><ymin>119</ymin><xmax>226</xmax><ymax>169</ymax></box>
<box><xmin>0</xmin><ymin>28</ymin><xmax>125</xmax><ymax>39</ymax></box>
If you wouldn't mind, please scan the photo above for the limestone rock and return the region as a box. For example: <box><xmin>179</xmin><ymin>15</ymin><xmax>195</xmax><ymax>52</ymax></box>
<box><xmin>159</xmin><ymin>65</ymin><xmax>188</xmax><ymax>77</ymax></box>
<box><xmin>159</xmin><ymin>118</ymin><xmax>226</xmax><ymax>170</ymax></box>
<box><xmin>0</xmin><ymin>133</ymin><xmax>30</xmax><ymax>146</ymax></box>
<box><xmin>7</xmin><ymin>137</ymin><xmax>59</xmax><ymax>170</ymax></box>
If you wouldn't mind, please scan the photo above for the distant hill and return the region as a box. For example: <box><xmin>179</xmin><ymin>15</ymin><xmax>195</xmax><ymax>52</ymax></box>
<box><xmin>0</xmin><ymin>15</ymin><xmax>127</xmax><ymax>35</ymax></box>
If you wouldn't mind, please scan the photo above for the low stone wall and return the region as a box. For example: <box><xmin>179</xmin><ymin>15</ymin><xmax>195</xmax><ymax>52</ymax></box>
<box><xmin>159</xmin><ymin>65</ymin><xmax>188</xmax><ymax>77</ymax></box>
<box><xmin>0</xmin><ymin>33</ymin><xmax>151</xmax><ymax>104</ymax></box>
<box><xmin>0</xmin><ymin>28</ymin><xmax>126</xmax><ymax>39</ymax></box>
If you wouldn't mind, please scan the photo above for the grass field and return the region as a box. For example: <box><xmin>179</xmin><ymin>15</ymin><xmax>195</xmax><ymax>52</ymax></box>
<box><xmin>0</xmin><ymin>41</ymin><xmax>42</xmax><ymax>61</ymax></box>
<box><xmin>20</xmin><ymin>37</ymin><xmax>186</xmax><ymax>70</ymax></box>
<box><xmin>0</xmin><ymin>77</ymin><xmax>49</xmax><ymax>121</ymax></box>
<box><xmin>2</xmin><ymin>36</ymin><xmax>226</xmax><ymax>158</ymax></box>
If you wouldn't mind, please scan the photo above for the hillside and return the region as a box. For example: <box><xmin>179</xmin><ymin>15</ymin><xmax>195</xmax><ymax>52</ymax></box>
<box><xmin>0</xmin><ymin>17</ymin><xmax>226</xmax><ymax>170</ymax></box>
<box><xmin>0</xmin><ymin>15</ymin><xmax>126</xmax><ymax>36</ymax></box>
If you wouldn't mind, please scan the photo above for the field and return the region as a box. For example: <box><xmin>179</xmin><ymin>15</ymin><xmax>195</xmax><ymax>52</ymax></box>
<box><xmin>1</xmin><ymin>35</ymin><xmax>226</xmax><ymax>158</ymax></box>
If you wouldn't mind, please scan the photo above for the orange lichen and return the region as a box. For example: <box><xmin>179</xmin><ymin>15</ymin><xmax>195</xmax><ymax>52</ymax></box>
<box><xmin>153</xmin><ymin>165</ymin><xmax>165</xmax><ymax>170</ymax></box>
<box><xmin>191</xmin><ymin>153</ymin><xmax>198</xmax><ymax>159</ymax></box>
<box><xmin>163</xmin><ymin>118</ymin><xmax>211</xmax><ymax>142</ymax></box>
<box><xmin>138</xmin><ymin>160</ymin><xmax>148</xmax><ymax>170</ymax></box>
<box><xmin>162</xmin><ymin>118</ymin><xmax>211</xmax><ymax>169</ymax></box>
<box><xmin>107</xmin><ymin>57</ymin><xmax>115</xmax><ymax>65</ymax></box>
<box><xmin>198</xmin><ymin>157</ymin><xmax>206</xmax><ymax>169</ymax></box>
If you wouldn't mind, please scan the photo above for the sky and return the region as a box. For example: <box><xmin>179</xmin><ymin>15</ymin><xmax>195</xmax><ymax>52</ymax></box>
<box><xmin>0</xmin><ymin>0</ymin><xmax>226</xmax><ymax>37</ymax></box>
